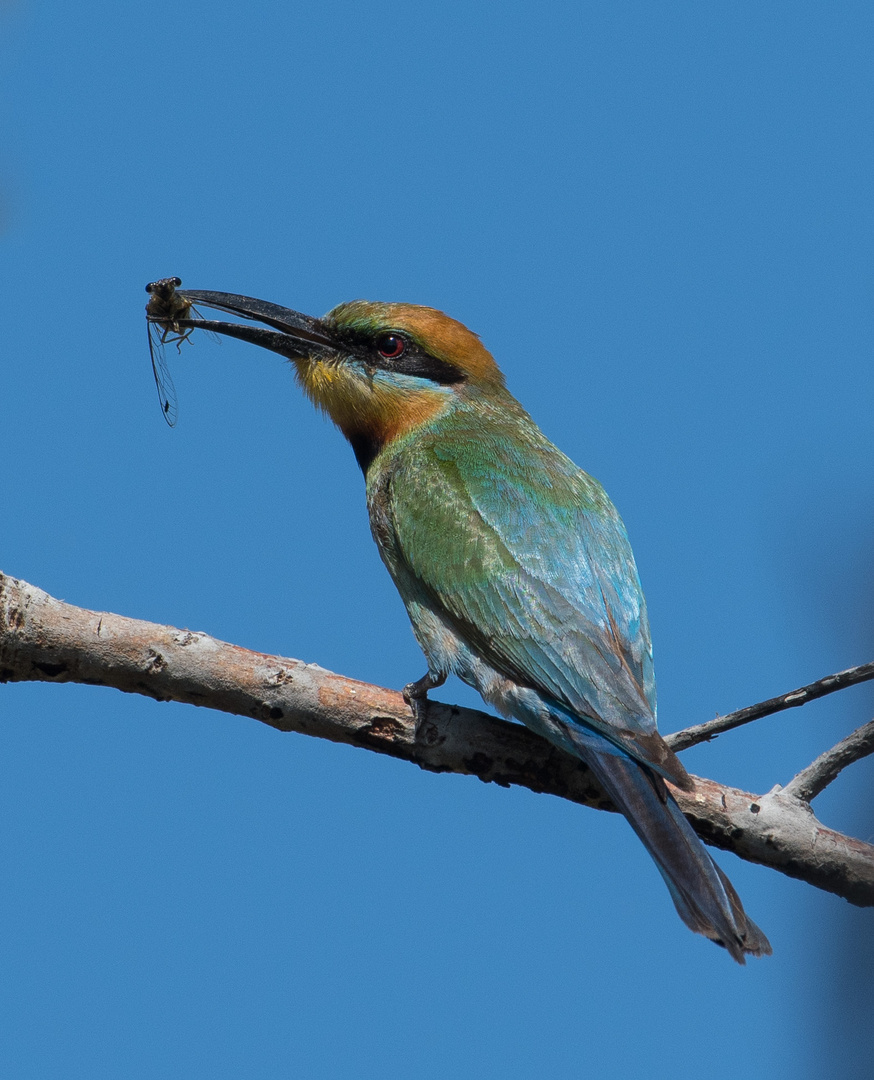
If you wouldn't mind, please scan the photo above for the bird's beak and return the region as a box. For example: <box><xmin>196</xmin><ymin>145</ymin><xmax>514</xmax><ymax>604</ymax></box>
<box><xmin>165</xmin><ymin>290</ymin><xmax>336</xmax><ymax>359</ymax></box>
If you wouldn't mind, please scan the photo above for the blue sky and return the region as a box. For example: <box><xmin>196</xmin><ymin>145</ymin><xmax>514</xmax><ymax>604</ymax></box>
<box><xmin>2</xmin><ymin>2</ymin><xmax>873</xmax><ymax>1076</ymax></box>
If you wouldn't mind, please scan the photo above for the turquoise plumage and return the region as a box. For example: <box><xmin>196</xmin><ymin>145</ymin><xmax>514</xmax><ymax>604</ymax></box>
<box><xmin>367</xmin><ymin>395</ymin><xmax>663</xmax><ymax>775</ymax></box>
<box><xmin>366</xmin><ymin>386</ymin><xmax>770</xmax><ymax>963</ymax></box>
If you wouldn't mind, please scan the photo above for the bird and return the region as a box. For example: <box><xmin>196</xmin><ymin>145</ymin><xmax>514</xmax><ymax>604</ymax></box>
<box><xmin>153</xmin><ymin>287</ymin><xmax>772</xmax><ymax>962</ymax></box>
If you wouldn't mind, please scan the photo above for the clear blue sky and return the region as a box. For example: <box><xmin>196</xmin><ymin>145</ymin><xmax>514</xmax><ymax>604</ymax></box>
<box><xmin>2</xmin><ymin>2</ymin><xmax>873</xmax><ymax>1077</ymax></box>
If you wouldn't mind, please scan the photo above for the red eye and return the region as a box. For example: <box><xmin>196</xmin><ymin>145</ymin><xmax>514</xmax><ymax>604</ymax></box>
<box><xmin>377</xmin><ymin>334</ymin><xmax>406</xmax><ymax>359</ymax></box>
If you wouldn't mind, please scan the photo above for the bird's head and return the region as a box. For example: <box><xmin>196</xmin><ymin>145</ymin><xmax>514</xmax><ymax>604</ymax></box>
<box><xmin>161</xmin><ymin>291</ymin><xmax>505</xmax><ymax>470</ymax></box>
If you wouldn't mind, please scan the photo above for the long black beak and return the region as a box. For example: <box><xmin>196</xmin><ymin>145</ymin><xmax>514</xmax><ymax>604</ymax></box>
<box><xmin>165</xmin><ymin>290</ymin><xmax>336</xmax><ymax>359</ymax></box>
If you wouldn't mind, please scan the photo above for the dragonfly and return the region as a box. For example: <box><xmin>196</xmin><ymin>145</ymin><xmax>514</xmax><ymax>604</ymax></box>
<box><xmin>145</xmin><ymin>276</ymin><xmax>195</xmax><ymax>426</ymax></box>
<box><xmin>146</xmin><ymin>276</ymin><xmax>223</xmax><ymax>426</ymax></box>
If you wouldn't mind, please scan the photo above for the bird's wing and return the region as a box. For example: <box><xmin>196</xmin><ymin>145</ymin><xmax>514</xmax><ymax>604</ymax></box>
<box><xmin>383</xmin><ymin>410</ymin><xmax>680</xmax><ymax>776</ymax></box>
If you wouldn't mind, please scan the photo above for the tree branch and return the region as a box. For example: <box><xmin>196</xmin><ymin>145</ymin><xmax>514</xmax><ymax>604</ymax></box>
<box><xmin>665</xmin><ymin>660</ymin><xmax>874</xmax><ymax>752</ymax></box>
<box><xmin>1</xmin><ymin>570</ymin><xmax>873</xmax><ymax>906</ymax></box>
<box><xmin>783</xmin><ymin>719</ymin><xmax>874</xmax><ymax>802</ymax></box>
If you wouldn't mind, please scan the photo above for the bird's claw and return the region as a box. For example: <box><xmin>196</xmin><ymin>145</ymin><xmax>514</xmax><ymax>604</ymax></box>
<box><xmin>404</xmin><ymin>690</ymin><xmax>429</xmax><ymax>740</ymax></box>
<box><xmin>403</xmin><ymin>672</ymin><xmax>446</xmax><ymax>740</ymax></box>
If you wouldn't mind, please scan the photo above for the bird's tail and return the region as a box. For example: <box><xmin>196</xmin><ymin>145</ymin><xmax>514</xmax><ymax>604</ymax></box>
<box><xmin>573</xmin><ymin>740</ymin><xmax>772</xmax><ymax>962</ymax></box>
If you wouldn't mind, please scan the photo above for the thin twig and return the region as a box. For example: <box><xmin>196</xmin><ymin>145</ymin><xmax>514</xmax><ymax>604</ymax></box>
<box><xmin>665</xmin><ymin>660</ymin><xmax>874</xmax><ymax>752</ymax></box>
<box><xmin>783</xmin><ymin>719</ymin><xmax>874</xmax><ymax>802</ymax></box>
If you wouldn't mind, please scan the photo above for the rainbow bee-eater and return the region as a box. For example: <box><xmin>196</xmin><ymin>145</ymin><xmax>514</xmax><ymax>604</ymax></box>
<box><xmin>151</xmin><ymin>285</ymin><xmax>771</xmax><ymax>962</ymax></box>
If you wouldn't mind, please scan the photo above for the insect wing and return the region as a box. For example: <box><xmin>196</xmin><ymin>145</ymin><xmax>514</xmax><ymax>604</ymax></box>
<box><xmin>147</xmin><ymin>319</ymin><xmax>179</xmax><ymax>427</ymax></box>
<box><xmin>145</xmin><ymin>278</ymin><xmax>222</xmax><ymax>425</ymax></box>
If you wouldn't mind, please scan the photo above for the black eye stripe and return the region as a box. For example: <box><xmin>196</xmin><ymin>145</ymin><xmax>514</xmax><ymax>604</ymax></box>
<box><xmin>379</xmin><ymin>350</ymin><xmax>466</xmax><ymax>385</ymax></box>
<box><xmin>335</xmin><ymin>328</ymin><xmax>466</xmax><ymax>385</ymax></box>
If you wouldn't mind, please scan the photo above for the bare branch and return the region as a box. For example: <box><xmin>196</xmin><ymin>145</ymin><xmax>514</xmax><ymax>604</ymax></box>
<box><xmin>783</xmin><ymin>719</ymin><xmax>874</xmax><ymax>802</ymax></box>
<box><xmin>2</xmin><ymin>570</ymin><xmax>873</xmax><ymax>906</ymax></box>
<box><xmin>665</xmin><ymin>660</ymin><xmax>874</xmax><ymax>752</ymax></box>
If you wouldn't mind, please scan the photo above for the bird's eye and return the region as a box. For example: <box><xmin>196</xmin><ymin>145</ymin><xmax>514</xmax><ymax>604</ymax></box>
<box><xmin>376</xmin><ymin>334</ymin><xmax>406</xmax><ymax>359</ymax></box>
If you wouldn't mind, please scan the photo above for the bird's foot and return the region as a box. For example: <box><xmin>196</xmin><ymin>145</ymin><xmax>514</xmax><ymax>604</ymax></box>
<box><xmin>402</xmin><ymin>672</ymin><xmax>446</xmax><ymax>740</ymax></box>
